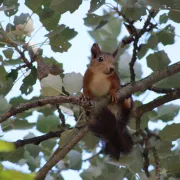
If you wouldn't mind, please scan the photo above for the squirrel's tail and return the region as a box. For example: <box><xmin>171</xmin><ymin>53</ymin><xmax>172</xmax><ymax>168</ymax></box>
<box><xmin>88</xmin><ymin>101</ymin><xmax>133</xmax><ymax>159</ymax></box>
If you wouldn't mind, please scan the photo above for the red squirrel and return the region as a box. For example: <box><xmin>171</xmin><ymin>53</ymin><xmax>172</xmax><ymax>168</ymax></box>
<box><xmin>83</xmin><ymin>43</ymin><xmax>133</xmax><ymax>159</ymax></box>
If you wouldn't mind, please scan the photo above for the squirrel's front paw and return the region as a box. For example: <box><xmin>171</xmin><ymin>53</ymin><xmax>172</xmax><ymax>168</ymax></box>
<box><xmin>110</xmin><ymin>92</ymin><xmax>118</xmax><ymax>104</ymax></box>
<box><xmin>79</xmin><ymin>94</ymin><xmax>91</xmax><ymax>102</ymax></box>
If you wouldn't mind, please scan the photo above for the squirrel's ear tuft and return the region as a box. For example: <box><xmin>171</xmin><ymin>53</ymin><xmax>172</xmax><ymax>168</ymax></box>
<box><xmin>91</xmin><ymin>43</ymin><xmax>101</xmax><ymax>58</ymax></box>
<box><xmin>112</xmin><ymin>47</ymin><xmax>119</xmax><ymax>58</ymax></box>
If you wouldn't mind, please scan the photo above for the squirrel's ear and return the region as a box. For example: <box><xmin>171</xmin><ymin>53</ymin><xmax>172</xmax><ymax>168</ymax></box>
<box><xmin>91</xmin><ymin>43</ymin><xmax>101</xmax><ymax>58</ymax></box>
<box><xmin>112</xmin><ymin>47</ymin><xmax>119</xmax><ymax>58</ymax></box>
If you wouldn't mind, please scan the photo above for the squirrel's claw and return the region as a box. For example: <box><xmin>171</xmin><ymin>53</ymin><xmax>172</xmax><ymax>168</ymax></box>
<box><xmin>79</xmin><ymin>93</ymin><xmax>91</xmax><ymax>102</ymax></box>
<box><xmin>110</xmin><ymin>93</ymin><xmax>118</xmax><ymax>104</ymax></box>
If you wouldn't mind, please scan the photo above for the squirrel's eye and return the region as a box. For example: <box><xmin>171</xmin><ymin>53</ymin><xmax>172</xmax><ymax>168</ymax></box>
<box><xmin>98</xmin><ymin>57</ymin><xmax>103</xmax><ymax>62</ymax></box>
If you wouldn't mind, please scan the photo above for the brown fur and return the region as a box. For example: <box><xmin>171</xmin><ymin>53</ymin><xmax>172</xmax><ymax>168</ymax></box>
<box><xmin>83</xmin><ymin>43</ymin><xmax>133</xmax><ymax>159</ymax></box>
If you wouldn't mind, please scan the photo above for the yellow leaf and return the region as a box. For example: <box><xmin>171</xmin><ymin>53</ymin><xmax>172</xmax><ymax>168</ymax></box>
<box><xmin>0</xmin><ymin>169</ymin><xmax>35</xmax><ymax>180</ymax></box>
<box><xmin>0</xmin><ymin>140</ymin><xmax>15</xmax><ymax>152</ymax></box>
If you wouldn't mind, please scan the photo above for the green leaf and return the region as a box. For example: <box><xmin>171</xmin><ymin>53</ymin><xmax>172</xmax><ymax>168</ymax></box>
<box><xmin>67</xmin><ymin>150</ymin><xmax>82</xmax><ymax>170</ymax></box>
<box><xmin>38</xmin><ymin>7</ymin><xmax>61</xmax><ymax>31</ymax></box>
<box><xmin>155</xmin><ymin>72</ymin><xmax>180</xmax><ymax>88</ymax></box>
<box><xmin>118</xmin><ymin>52</ymin><xmax>142</xmax><ymax>83</ymax></box>
<box><xmin>41</xmin><ymin>139</ymin><xmax>57</xmax><ymax>151</ymax></box>
<box><xmin>40</xmin><ymin>74</ymin><xmax>62</xmax><ymax>96</ymax></box>
<box><xmin>0</xmin><ymin>169</ymin><xmax>35</xmax><ymax>180</ymax></box>
<box><xmin>141</xmin><ymin>110</ymin><xmax>158</xmax><ymax>128</ymax></box>
<box><xmin>2</xmin><ymin>58</ymin><xmax>22</xmax><ymax>66</ymax></box>
<box><xmin>88</xmin><ymin>17</ymin><xmax>123</xmax><ymax>54</ymax></box>
<box><xmin>3</xmin><ymin>48</ymin><xmax>14</xmax><ymax>59</ymax></box>
<box><xmin>13</xmin><ymin>119</ymin><xmax>36</xmax><ymax>130</ymax></box>
<box><xmin>88</xmin><ymin>0</ymin><xmax>105</xmax><ymax>13</ymax></box>
<box><xmin>50</xmin><ymin>0</ymin><xmax>82</xmax><ymax>14</ymax></box>
<box><xmin>63</xmin><ymin>72</ymin><xmax>83</xmax><ymax>94</ymax></box>
<box><xmin>26</xmin><ymin>0</ymin><xmax>61</xmax><ymax>31</ymax></box>
<box><xmin>157</xmin><ymin>24</ymin><xmax>175</xmax><ymax>46</ymax></box>
<box><xmin>14</xmin><ymin>13</ymin><xmax>30</xmax><ymax>25</ymax></box>
<box><xmin>0</xmin><ymin>140</ymin><xmax>15</xmax><ymax>152</ymax></box>
<box><xmin>161</xmin><ymin>155</ymin><xmax>180</xmax><ymax>176</ymax></box>
<box><xmin>159</xmin><ymin>13</ymin><xmax>168</xmax><ymax>24</ymax></box>
<box><xmin>159</xmin><ymin>124</ymin><xmax>180</xmax><ymax>141</ymax></box>
<box><xmin>4</xmin><ymin>2</ymin><xmax>19</xmax><ymax>17</ymax></box>
<box><xmin>46</xmin><ymin>25</ymin><xmax>77</xmax><ymax>52</ymax></box>
<box><xmin>95</xmin><ymin>20</ymin><xmax>109</xmax><ymax>30</ymax></box>
<box><xmin>138</xmin><ymin>43</ymin><xmax>149</xmax><ymax>59</ymax></box>
<box><xmin>84</xmin><ymin>14</ymin><xmax>101</xmax><ymax>27</ymax></box>
<box><xmin>25</xmin><ymin>144</ymin><xmax>41</xmax><ymax>158</ymax></box>
<box><xmin>20</xmin><ymin>66</ymin><xmax>37</xmax><ymax>95</ymax></box>
<box><xmin>169</xmin><ymin>10</ymin><xmax>180</xmax><ymax>23</ymax></box>
<box><xmin>36</xmin><ymin>115</ymin><xmax>60</xmax><ymax>133</ymax></box>
<box><xmin>84</xmin><ymin>13</ymin><xmax>110</xmax><ymax>29</ymax></box>
<box><xmin>25</xmin><ymin>0</ymin><xmax>43</xmax><ymax>10</ymax></box>
<box><xmin>0</xmin><ymin>66</ymin><xmax>13</xmax><ymax>96</ymax></box>
<box><xmin>121</xmin><ymin>1</ymin><xmax>147</xmax><ymax>20</ymax></box>
<box><xmin>0</xmin><ymin>97</ymin><xmax>11</xmax><ymax>114</ymax></box>
<box><xmin>149</xmin><ymin>138</ymin><xmax>173</xmax><ymax>158</ymax></box>
<box><xmin>147</xmin><ymin>50</ymin><xmax>170</xmax><ymax>71</ymax></box>
<box><xmin>81</xmin><ymin>132</ymin><xmax>99</xmax><ymax>150</ymax></box>
<box><xmin>118</xmin><ymin>145</ymin><xmax>143</xmax><ymax>172</ymax></box>
<box><xmin>2</xmin><ymin>119</ymin><xmax>35</xmax><ymax>132</ymax></box>
<box><xmin>3</xmin><ymin>0</ymin><xmax>18</xmax><ymax>7</ymax></box>
<box><xmin>0</xmin><ymin>147</ymin><xmax>24</xmax><ymax>163</ymax></box>
<box><xmin>148</xmin><ymin>34</ymin><xmax>159</xmax><ymax>49</ymax></box>
<box><xmin>7</xmin><ymin>69</ymin><xmax>18</xmax><ymax>81</ymax></box>
<box><xmin>59</xmin><ymin>128</ymin><xmax>79</xmax><ymax>148</ymax></box>
<box><xmin>155</xmin><ymin>104</ymin><xmax>180</xmax><ymax>122</ymax></box>
<box><xmin>24</xmin><ymin>151</ymin><xmax>41</xmax><ymax>171</ymax></box>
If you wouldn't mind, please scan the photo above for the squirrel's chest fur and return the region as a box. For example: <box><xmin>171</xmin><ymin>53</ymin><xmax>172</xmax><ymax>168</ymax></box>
<box><xmin>89</xmin><ymin>73</ymin><xmax>111</xmax><ymax>97</ymax></box>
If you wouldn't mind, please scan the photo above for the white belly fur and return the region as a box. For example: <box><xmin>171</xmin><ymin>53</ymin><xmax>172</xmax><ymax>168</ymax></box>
<box><xmin>90</xmin><ymin>73</ymin><xmax>111</xmax><ymax>97</ymax></box>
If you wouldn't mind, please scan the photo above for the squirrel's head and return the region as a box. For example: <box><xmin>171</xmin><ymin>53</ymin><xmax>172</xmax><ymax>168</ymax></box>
<box><xmin>90</xmin><ymin>43</ymin><xmax>119</xmax><ymax>75</ymax></box>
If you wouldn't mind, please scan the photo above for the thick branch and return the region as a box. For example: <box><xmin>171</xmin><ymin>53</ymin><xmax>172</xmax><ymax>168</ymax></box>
<box><xmin>0</xmin><ymin>96</ymin><xmax>90</xmax><ymax>123</ymax></box>
<box><xmin>15</xmin><ymin>130</ymin><xmax>64</xmax><ymax>148</ymax></box>
<box><xmin>0</xmin><ymin>61</ymin><xmax>179</xmax><ymax>123</ymax></box>
<box><xmin>116</xmin><ymin>61</ymin><xmax>180</xmax><ymax>101</ymax></box>
<box><xmin>35</xmin><ymin>125</ymin><xmax>89</xmax><ymax>180</ymax></box>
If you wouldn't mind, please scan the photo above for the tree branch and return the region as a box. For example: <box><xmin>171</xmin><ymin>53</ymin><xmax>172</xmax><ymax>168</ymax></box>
<box><xmin>0</xmin><ymin>61</ymin><xmax>179</xmax><ymax>123</ymax></box>
<box><xmin>15</xmin><ymin>130</ymin><xmax>65</xmax><ymax>148</ymax></box>
<box><xmin>56</xmin><ymin>104</ymin><xmax>66</xmax><ymax>127</ymax></box>
<box><xmin>35</xmin><ymin>125</ymin><xmax>89</xmax><ymax>180</ymax></box>
<box><xmin>13</xmin><ymin>45</ymin><xmax>31</xmax><ymax>68</ymax></box>
<box><xmin>151</xmin><ymin>147</ymin><xmax>161</xmax><ymax>180</ymax></box>
<box><xmin>116</xmin><ymin>61</ymin><xmax>180</xmax><ymax>101</ymax></box>
<box><xmin>135</xmin><ymin>89</ymin><xmax>180</xmax><ymax>118</ymax></box>
<box><xmin>148</xmin><ymin>87</ymin><xmax>178</xmax><ymax>94</ymax></box>
<box><xmin>0</xmin><ymin>96</ymin><xmax>90</xmax><ymax>123</ymax></box>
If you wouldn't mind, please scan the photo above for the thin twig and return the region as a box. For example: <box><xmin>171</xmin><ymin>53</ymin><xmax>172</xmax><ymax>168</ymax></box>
<box><xmin>13</xmin><ymin>44</ymin><xmax>31</xmax><ymax>68</ymax></box>
<box><xmin>56</xmin><ymin>104</ymin><xmax>66</xmax><ymax>127</ymax></box>
<box><xmin>148</xmin><ymin>87</ymin><xmax>178</xmax><ymax>94</ymax></box>
<box><xmin>15</xmin><ymin>130</ymin><xmax>64</xmax><ymax>148</ymax></box>
<box><xmin>83</xmin><ymin>149</ymin><xmax>102</xmax><ymax>161</ymax></box>
<box><xmin>129</xmin><ymin>34</ymin><xmax>139</xmax><ymax>82</ymax></box>
<box><xmin>151</xmin><ymin>147</ymin><xmax>161</xmax><ymax>180</ymax></box>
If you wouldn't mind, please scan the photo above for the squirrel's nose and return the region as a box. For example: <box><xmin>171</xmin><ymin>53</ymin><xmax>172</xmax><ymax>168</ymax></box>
<box><xmin>109</xmin><ymin>67</ymin><xmax>114</xmax><ymax>73</ymax></box>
